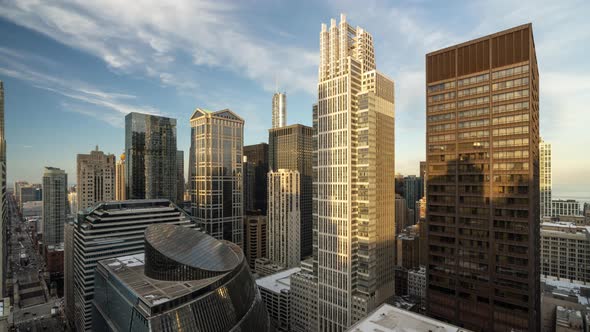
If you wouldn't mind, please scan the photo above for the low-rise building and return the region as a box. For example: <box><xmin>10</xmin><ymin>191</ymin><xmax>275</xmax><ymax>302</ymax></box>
<box><xmin>346</xmin><ymin>303</ymin><xmax>471</xmax><ymax>332</ymax></box>
<box><xmin>541</xmin><ymin>222</ymin><xmax>590</xmax><ymax>282</ymax></box>
<box><xmin>255</xmin><ymin>257</ymin><xmax>285</xmax><ymax>277</ymax></box>
<box><xmin>541</xmin><ymin>276</ymin><xmax>590</xmax><ymax>331</ymax></box>
<box><xmin>256</xmin><ymin>267</ymin><xmax>300</xmax><ymax>331</ymax></box>
<box><xmin>408</xmin><ymin>266</ymin><xmax>426</xmax><ymax>305</ymax></box>
<box><xmin>290</xmin><ymin>259</ymin><xmax>317</xmax><ymax>332</ymax></box>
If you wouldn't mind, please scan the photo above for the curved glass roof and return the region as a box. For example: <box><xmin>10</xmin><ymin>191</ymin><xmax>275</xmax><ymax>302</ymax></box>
<box><xmin>145</xmin><ymin>224</ymin><xmax>241</xmax><ymax>273</ymax></box>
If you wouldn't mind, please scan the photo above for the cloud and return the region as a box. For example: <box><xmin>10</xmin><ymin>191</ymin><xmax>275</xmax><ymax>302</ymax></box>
<box><xmin>0</xmin><ymin>0</ymin><xmax>318</xmax><ymax>95</ymax></box>
<box><xmin>0</xmin><ymin>48</ymin><xmax>162</xmax><ymax>127</ymax></box>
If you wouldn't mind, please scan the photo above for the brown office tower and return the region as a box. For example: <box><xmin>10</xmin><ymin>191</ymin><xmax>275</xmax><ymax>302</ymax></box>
<box><xmin>425</xmin><ymin>24</ymin><xmax>540</xmax><ymax>331</ymax></box>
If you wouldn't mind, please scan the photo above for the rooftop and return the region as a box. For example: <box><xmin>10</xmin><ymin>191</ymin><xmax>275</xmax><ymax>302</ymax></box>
<box><xmin>255</xmin><ymin>267</ymin><xmax>300</xmax><ymax>293</ymax></box>
<box><xmin>347</xmin><ymin>304</ymin><xmax>471</xmax><ymax>332</ymax></box>
<box><xmin>542</xmin><ymin>276</ymin><xmax>590</xmax><ymax>306</ymax></box>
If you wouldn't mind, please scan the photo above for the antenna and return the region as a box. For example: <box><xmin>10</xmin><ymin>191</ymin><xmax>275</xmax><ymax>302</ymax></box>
<box><xmin>275</xmin><ymin>75</ymin><xmax>278</xmax><ymax>93</ymax></box>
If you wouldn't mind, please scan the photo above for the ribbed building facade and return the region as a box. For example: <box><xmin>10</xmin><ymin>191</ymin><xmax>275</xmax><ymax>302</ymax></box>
<box><xmin>243</xmin><ymin>143</ymin><xmax>269</xmax><ymax>214</ymax></box>
<box><xmin>315</xmin><ymin>14</ymin><xmax>396</xmax><ymax>330</ymax></box>
<box><xmin>268</xmin><ymin>169</ymin><xmax>301</xmax><ymax>268</ymax></box>
<box><xmin>42</xmin><ymin>167</ymin><xmax>68</xmax><ymax>245</ymax></box>
<box><xmin>540</xmin><ymin>139</ymin><xmax>552</xmax><ymax>218</ymax></box>
<box><xmin>541</xmin><ymin>222</ymin><xmax>590</xmax><ymax>282</ymax></box>
<box><xmin>92</xmin><ymin>224</ymin><xmax>271</xmax><ymax>332</ymax></box>
<box><xmin>272</xmin><ymin>92</ymin><xmax>287</xmax><ymax>128</ymax></box>
<box><xmin>115</xmin><ymin>153</ymin><xmax>126</xmax><ymax>200</ymax></box>
<box><xmin>125</xmin><ymin>112</ymin><xmax>177</xmax><ymax>202</ymax></box>
<box><xmin>244</xmin><ymin>213</ymin><xmax>267</xmax><ymax>269</ymax></box>
<box><xmin>189</xmin><ymin>108</ymin><xmax>244</xmax><ymax>247</ymax></box>
<box><xmin>0</xmin><ymin>81</ymin><xmax>5</xmax><ymax>297</ymax></box>
<box><xmin>425</xmin><ymin>24</ymin><xmax>540</xmax><ymax>331</ymax></box>
<box><xmin>69</xmin><ymin>199</ymin><xmax>195</xmax><ymax>331</ymax></box>
<box><xmin>269</xmin><ymin>124</ymin><xmax>313</xmax><ymax>258</ymax></box>
<box><xmin>176</xmin><ymin>150</ymin><xmax>184</xmax><ymax>203</ymax></box>
<box><xmin>76</xmin><ymin>146</ymin><xmax>115</xmax><ymax>211</ymax></box>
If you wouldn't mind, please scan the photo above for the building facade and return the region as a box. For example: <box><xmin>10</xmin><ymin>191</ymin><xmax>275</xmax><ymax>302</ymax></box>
<box><xmin>272</xmin><ymin>92</ymin><xmax>287</xmax><ymax>128</ymax></box>
<box><xmin>244</xmin><ymin>212</ymin><xmax>267</xmax><ymax>269</ymax></box>
<box><xmin>17</xmin><ymin>183</ymin><xmax>42</xmax><ymax>211</ymax></box>
<box><xmin>189</xmin><ymin>108</ymin><xmax>244</xmax><ymax>246</ymax></box>
<box><xmin>0</xmin><ymin>81</ymin><xmax>5</xmax><ymax>297</ymax></box>
<box><xmin>552</xmin><ymin>199</ymin><xmax>582</xmax><ymax>217</ymax></box>
<box><xmin>256</xmin><ymin>268</ymin><xmax>300</xmax><ymax>331</ymax></box>
<box><xmin>290</xmin><ymin>259</ymin><xmax>318</xmax><ymax>332</ymax></box>
<box><xmin>541</xmin><ymin>222</ymin><xmax>590</xmax><ymax>282</ymax></box>
<box><xmin>269</xmin><ymin>124</ymin><xmax>313</xmax><ymax>258</ymax></box>
<box><xmin>243</xmin><ymin>143</ymin><xmax>269</xmax><ymax>214</ymax></box>
<box><xmin>125</xmin><ymin>112</ymin><xmax>177</xmax><ymax>202</ymax></box>
<box><xmin>115</xmin><ymin>153</ymin><xmax>126</xmax><ymax>200</ymax></box>
<box><xmin>396</xmin><ymin>226</ymin><xmax>421</xmax><ymax>270</ymax></box>
<box><xmin>540</xmin><ymin>139</ymin><xmax>552</xmax><ymax>218</ymax></box>
<box><xmin>315</xmin><ymin>14</ymin><xmax>396</xmax><ymax>329</ymax></box>
<box><xmin>69</xmin><ymin>199</ymin><xmax>195</xmax><ymax>331</ymax></box>
<box><xmin>408</xmin><ymin>266</ymin><xmax>427</xmax><ymax>305</ymax></box>
<box><xmin>395</xmin><ymin>194</ymin><xmax>409</xmax><ymax>237</ymax></box>
<box><xmin>42</xmin><ymin>167</ymin><xmax>68</xmax><ymax>246</ymax></box>
<box><xmin>76</xmin><ymin>146</ymin><xmax>115</xmax><ymax>211</ymax></box>
<box><xmin>92</xmin><ymin>224</ymin><xmax>271</xmax><ymax>332</ymax></box>
<box><xmin>403</xmin><ymin>175</ymin><xmax>424</xmax><ymax>216</ymax></box>
<box><xmin>268</xmin><ymin>169</ymin><xmax>301</xmax><ymax>268</ymax></box>
<box><xmin>425</xmin><ymin>24</ymin><xmax>540</xmax><ymax>331</ymax></box>
<box><xmin>176</xmin><ymin>150</ymin><xmax>184</xmax><ymax>203</ymax></box>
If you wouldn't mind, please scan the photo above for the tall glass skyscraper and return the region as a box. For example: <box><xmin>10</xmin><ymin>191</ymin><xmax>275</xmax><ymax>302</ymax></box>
<box><xmin>125</xmin><ymin>112</ymin><xmax>177</xmax><ymax>202</ymax></box>
<box><xmin>189</xmin><ymin>108</ymin><xmax>244</xmax><ymax>247</ymax></box>
<box><xmin>540</xmin><ymin>139</ymin><xmax>552</xmax><ymax>218</ymax></box>
<box><xmin>426</xmin><ymin>24</ymin><xmax>540</xmax><ymax>331</ymax></box>
<box><xmin>315</xmin><ymin>14</ymin><xmax>396</xmax><ymax>330</ymax></box>
<box><xmin>42</xmin><ymin>167</ymin><xmax>68</xmax><ymax>245</ymax></box>
<box><xmin>272</xmin><ymin>92</ymin><xmax>287</xmax><ymax>128</ymax></box>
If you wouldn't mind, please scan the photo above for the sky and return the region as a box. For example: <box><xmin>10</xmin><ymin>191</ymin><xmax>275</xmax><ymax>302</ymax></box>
<box><xmin>0</xmin><ymin>0</ymin><xmax>589</xmax><ymax>199</ymax></box>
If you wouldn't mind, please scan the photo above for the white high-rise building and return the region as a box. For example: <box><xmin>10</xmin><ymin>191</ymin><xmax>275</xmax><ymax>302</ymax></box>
<box><xmin>189</xmin><ymin>108</ymin><xmax>244</xmax><ymax>246</ymax></box>
<box><xmin>268</xmin><ymin>169</ymin><xmax>300</xmax><ymax>268</ymax></box>
<box><xmin>552</xmin><ymin>199</ymin><xmax>582</xmax><ymax>217</ymax></box>
<box><xmin>272</xmin><ymin>92</ymin><xmax>287</xmax><ymax>128</ymax></box>
<box><xmin>540</xmin><ymin>139</ymin><xmax>552</xmax><ymax>218</ymax></box>
<box><xmin>76</xmin><ymin>146</ymin><xmax>115</xmax><ymax>211</ymax></box>
<box><xmin>42</xmin><ymin>167</ymin><xmax>68</xmax><ymax>245</ymax></box>
<box><xmin>315</xmin><ymin>14</ymin><xmax>395</xmax><ymax>330</ymax></box>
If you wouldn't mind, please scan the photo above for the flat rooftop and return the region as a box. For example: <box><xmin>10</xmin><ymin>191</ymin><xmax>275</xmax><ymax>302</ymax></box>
<box><xmin>542</xmin><ymin>276</ymin><xmax>590</xmax><ymax>306</ymax></box>
<box><xmin>347</xmin><ymin>304</ymin><xmax>471</xmax><ymax>332</ymax></box>
<box><xmin>99</xmin><ymin>253</ymin><xmax>226</xmax><ymax>309</ymax></box>
<box><xmin>255</xmin><ymin>267</ymin><xmax>300</xmax><ymax>293</ymax></box>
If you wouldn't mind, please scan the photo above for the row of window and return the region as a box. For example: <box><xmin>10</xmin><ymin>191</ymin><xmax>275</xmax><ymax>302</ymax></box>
<box><xmin>492</xmin><ymin>77</ymin><xmax>529</xmax><ymax>91</ymax></box>
<box><xmin>459</xmin><ymin>130</ymin><xmax>489</xmax><ymax>139</ymax></box>
<box><xmin>493</xmin><ymin>150</ymin><xmax>530</xmax><ymax>159</ymax></box>
<box><xmin>430</xmin><ymin>123</ymin><xmax>455</xmax><ymax>132</ymax></box>
<box><xmin>459</xmin><ymin>107</ymin><xmax>489</xmax><ymax>118</ymax></box>
<box><xmin>429</xmin><ymin>102</ymin><xmax>455</xmax><ymax>113</ymax></box>
<box><xmin>428</xmin><ymin>81</ymin><xmax>456</xmax><ymax>93</ymax></box>
<box><xmin>458</xmin><ymin>85</ymin><xmax>489</xmax><ymax>98</ymax></box>
<box><xmin>429</xmin><ymin>92</ymin><xmax>456</xmax><ymax>103</ymax></box>
<box><xmin>492</xmin><ymin>126</ymin><xmax>529</xmax><ymax>137</ymax></box>
<box><xmin>493</xmin><ymin>138</ymin><xmax>529</xmax><ymax>148</ymax></box>
<box><xmin>458</xmin><ymin>96</ymin><xmax>489</xmax><ymax>108</ymax></box>
<box><xmin>459</xmin><ymin>119</ymin><xmax>489</xmax><ymax>129</ymax></box>
<box><xmin>493</xmin><ymin>163</ymin><xmax>529</xmax><ymax>171</ymax></box>
<box><xmin>428</xmin><ymin>113</ymin><xmax>455</xmax><ymax>122</ymax></box>
<box><xmin>493</xmin><ymin>101</ymin><xmax>529</xmax><ymax>114</ymax></box>
<box><xmin>492</xmin><ymin>64</ymin><xmax>529</xmax><ymax>80</ymax></box>
<box><xmin>492</xmin><ymin>113</ymin><xmax>529</xmax><ymax>125</ymax></box>
<box><xmin>492</xmin><ymin>89</ymin><xmax>529</xmax><ymax>103</ymax></box>
<box><xmin>429</xmin><ymin>134</ymin><xmax>455</xmax><ymax>143</ymax></box>
<box><xmin>458</xmin><ymin>73</ymin><xmax>490</xmax><ymax>87</ymax></box>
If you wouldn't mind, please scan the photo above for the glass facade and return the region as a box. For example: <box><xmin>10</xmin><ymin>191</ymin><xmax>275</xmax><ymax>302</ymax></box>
<box><xmin>125</xmin><ymin>112</ymin><xmax>178</xmax><ymax>203</ymax></box>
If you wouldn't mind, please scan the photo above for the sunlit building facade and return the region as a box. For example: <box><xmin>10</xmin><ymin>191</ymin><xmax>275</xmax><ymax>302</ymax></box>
<box><xmin>76</xmin><ymin>146</ymin><xmax>115</xmax><ymax>211</ymax></box>
<box><xmin>115</xmin><ymin>153</ymin><xmax>126</xmax><ymax>200</ymax></box>
<box><xmin>272</xmin><ymin>92</ymin><xmax>287</xmax><ymax>128</ymax></box>
<box><xmin>540</xmin><ymin>139</ymin><xmax>552</xmax><ymax>219</ymax></box>
<box><xmin>315</xmin><ymin>14</ymin><xmax>396</xmax><ymax>330</ymax></box>
<box><xmin>426</xmin><ymin>24</ymin><xmax>540</xmax><ymax>331</ymax></box>
<box><xmin>189</xmin><ymin>108</ymin><xmax>244</xmax><ymax>247</ymax></box>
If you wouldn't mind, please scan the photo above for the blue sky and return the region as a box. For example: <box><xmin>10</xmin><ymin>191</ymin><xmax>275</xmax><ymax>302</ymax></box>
<box><xmin>1</xmin><ymin>0</ymin><xmax>589</xmax><ymax>198</ymax></box>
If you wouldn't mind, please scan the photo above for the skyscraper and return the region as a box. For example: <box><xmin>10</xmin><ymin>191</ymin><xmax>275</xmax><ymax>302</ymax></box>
<box><xmin>315</xmin><ymin>14</ymin><xmax>395</xmax><ymax>329</ymax></box>
<box><xmin>272</xmin><ymin>92</ymin><xmax>287</xmax><ymax>128</ymax></box>
<box><xmin>115</xmin><ymin>153</ymin><xmax>126</xmax><ymax>200</ymax></box>
<box><xmin>189</xmin><ymin>108</ymin><xmax>244</xmax><ymax>246</ymax></box>
<box><xmin>125</xmin><ymin>112</ymin><xmax>177</xmax><ymax>202</ymax></box>
<box><xmin>269</xmin><ymin>124</ymin><xmax>313</xmax><ymax>258</ymax></box>
<box><xmin>69</xmin><ymin>199</ymin><xmax>195</xmax><ymax>331</ymax></box>
<box><xmin>268</xmin><ymin>169</ymin><xmax>301</xmax><ymax>268</ymax></box>
<box><xmin>42</xmin><ymin>167</ymin><xmax>68</xmax><ymax>245</ymax></box>
<box><xmin>420</xmin><ymin>160</ymin><xmax>427</xmax><ymax>196</ymax></box>
<box><xmin>243</xmin><ymin>143</ymin><xmax>269</xmax><ymax>214</ymax></box>
<box><xmin>176</xmin><ymin>150</ymin><xmax>184</xmax><ymax>203</ymax></box>
<box><xmin>540</xmin><ymin>139</ymin><xmax>552</xmax><ymax>219</ymax></box>
<box><xmin>0</xmin><ymin>81</ymin><xmax>6</xmax><ymax>297</ymax></box>
<box><xmin>76</xmin><ymin>146</ymin><xmax>115</xmax><ymax>211</ymax></box>
<box><xmin>403</xmin><ymin>175</ymin><xmax>423</xmax><ymax>219</ymax></box>
<box><xmin>244</xmin><ymin>212</ymin><xmax>267</xmax><ymax>269</ymax></box>
<box><xmin>425</xmin><ymin>24</ymin><xmax>540</xmax><ymax>331</ymax></box>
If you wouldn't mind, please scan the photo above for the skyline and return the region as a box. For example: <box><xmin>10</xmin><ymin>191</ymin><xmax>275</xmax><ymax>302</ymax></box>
<box><xmin>0</xmin><ymin>0</ymin><xmax>589</xmax><ymax>199</ymax></box>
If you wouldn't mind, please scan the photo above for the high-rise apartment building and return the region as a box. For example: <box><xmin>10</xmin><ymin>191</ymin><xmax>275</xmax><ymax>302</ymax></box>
<box><xmin>189</xmin><ymin>108</ymin><xmax>244</xmax><ymax>246</ymax></box>
<box><xmin>76</xmin><ymin>146</ymin><xmax>115</xmax><ymax>211</ymax></box>
<box><xmin>269</xmin><ymin>125</ymin><xmax>313</xmax><ymax>258</ymax></box>
<box><xmin>426</xmin><ymin>24</ymin><xmax>540</xmax><ymax>331</ymax></box>
<box><xmin>176</xmin><ymin>150</ymin><xmax>184</xmax><ymax>203</ymax></box>
<box><xmin>272</xmin><ymin>92</ymin><xmax>287</xmax><ymax>128</ymax></box>
<box><xmin>42</xmin><ymin>167</ymin><xmax>68</xmax><ymax>246</ymax></box>
<box><xmin>540</xmin><ymin>139</ymin><xmax>552</xmax><ymax>218</ymax></box>
<box><xmin>0</xmin><ymin>81</ymin><xmax>5</xmax><ymax>297</ymax></box>
<box><xmin>420</xmin><ymin>161</ymin><xmax>427</xmax><ymax>196</ymax></box>
<box><xmin>244</xmin><ymin>212</ymin><xmax>267</xmax><ymax>269</ymax></box>
<box><xmin>395</xmin><ymin>194</ymin><xmax>408</xmax><ymax>237</ymax></box>
<box><xmin>125</xmin><ymin>112</ymin><xmax>177</xmax><ymax>202</ymax></box>
<box><xmin>315</xmin><ymin>14</ymin><xmax>395</xmax><ymax>329</ymax></box>
<box><xmin>243</xmin><ymin>143</ymin><xmax>269</xmax><ymax>214</ymax></box>
<box><xmin>268</xmin><ymin>169</ymin><xmax>301</xmax><ymax>268</ymax></box>
<box><xmin>552</xmin><ymin>199</ymin><xmax>582</xmax><ymax>217</ymax></box>
<box><xmin>541</xmin><ymin>221</ymin><xmax>590</xmax><ymax>282</ymax></box>
<box><xmin>403</xmin><ymin>175</ymin><xmax>423</xmax><ymax>216</ymax></box>
<box><xmin>115</xmin><ymin>153</ymin><xmax>126</xmax><ymax>200</ymax></box>
<box><xmin>69</xmin><ymin>199</ymin><xmax>195</xmax><ymax>331</ymax></box>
